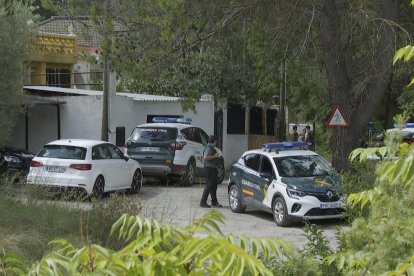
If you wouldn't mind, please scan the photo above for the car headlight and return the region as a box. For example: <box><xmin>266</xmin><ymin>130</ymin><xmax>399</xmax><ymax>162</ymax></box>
<box><xmin>4</xmin><ymin>155</ymin><xmax>21</xmax><ymax>163</ymax></box>
<box><xmin>286</xmin><ymin>187</ymin><xmax>306</xmax><ymax>199</ymax></box>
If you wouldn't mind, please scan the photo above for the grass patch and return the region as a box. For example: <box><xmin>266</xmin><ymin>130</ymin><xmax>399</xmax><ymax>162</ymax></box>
<box><xmin>0</xmin><ymin>177</ymin><xmax>142</xmax><ymax>264</ymax></box>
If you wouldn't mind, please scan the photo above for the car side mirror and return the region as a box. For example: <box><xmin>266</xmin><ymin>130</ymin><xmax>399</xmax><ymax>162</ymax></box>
<box><xmin>123</xmin><ymin>156</ymin><xmax>129</xmax><ymax>162</ymax></box>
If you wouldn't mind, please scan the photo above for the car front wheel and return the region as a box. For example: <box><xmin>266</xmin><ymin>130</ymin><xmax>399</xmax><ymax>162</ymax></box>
<box><xmin>272</xmin><ymin>197</ymin><xmax>291</xmax><ymax>227</ymax></box>
<box><xmin>229</xmin><ymin>184</ymin><xmax>246</xmax><ymax>213</ymax></box>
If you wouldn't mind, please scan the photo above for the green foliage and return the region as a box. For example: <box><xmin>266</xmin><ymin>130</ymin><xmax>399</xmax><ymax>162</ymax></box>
<box><xmin>303</xmin><ymin>222</ymin><xmax>333</xmax><ymax>259</ymax></box>
<box><xmin>0</xmin><ymin>251</ymin><xmax>26</xmax><ymax>275</ymax></box>
<box><xmin>0</xmin><ymin>0</ymin><xmax>37</xmax><ymax>147</ymax></box>
<box><xmin>302</xmin><ymin>222</ymin><xmax>338</xmax><ymax>276</ymax></box>
<box><xmin>0</xmin><ymin>180</ymin><xmax>141</xmax><ymax>264</ymax></box>
<box><xmin>327</xmin><ymin>130</ymin><xmax>414</xmax><ymax>274</ymax></box>
<box><xmin>386</xmin><ymin>256</ymin><xmax>414</xmax><ymax>275</ymax></box>
<box><xmin>266</xmin><ymin>253</ymin><xmax>322</xmax><ymax>276</ymax></box>
<box><xmin>26</xmin><ymin>210</ymin><xmax>295</xmax><ymax>275</ymax></box>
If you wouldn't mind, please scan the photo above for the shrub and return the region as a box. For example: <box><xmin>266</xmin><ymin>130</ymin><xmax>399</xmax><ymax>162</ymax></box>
<box><xmin>327</xmin><ymin>132</ymin><xmax>414</xmax><ymax>274</ymax></box>
<box><xmin>0</xmin><ymin>179</ymin><xmax>142</xmax><ymax>264</ymax></box>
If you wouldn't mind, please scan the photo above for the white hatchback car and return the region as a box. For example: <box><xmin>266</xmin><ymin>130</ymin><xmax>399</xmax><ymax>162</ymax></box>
<box><xmin>27</xmin><ymin>139</ymin><xmax>142</xmax><ymax>197</ymax></box>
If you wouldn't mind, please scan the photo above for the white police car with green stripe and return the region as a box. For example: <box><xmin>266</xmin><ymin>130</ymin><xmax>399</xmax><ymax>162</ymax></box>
<box><xmin>227</xmin><ymin>142</ymin><xmax>344</xmax><ymax>226</ymax></box>
<box><xmin>125</xmin><ymin>117</ymin><xmax>224</xmax><ymax>186</ymax></box>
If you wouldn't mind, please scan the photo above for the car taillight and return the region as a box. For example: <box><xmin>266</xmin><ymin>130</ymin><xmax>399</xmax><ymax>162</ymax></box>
<box><xmin>30</xmin><ymin>160</ymin><xmax>44</xmax><ymax>167</ymax></box>
<box><xmin>70</xmin><ymin>164</ymin><xmax>92</xmax><ymax>170</ymax></box>
<box><xmin>170</xmin><ymin>142</ymin><xmax>186</xmax><ymax>150</ymax></box>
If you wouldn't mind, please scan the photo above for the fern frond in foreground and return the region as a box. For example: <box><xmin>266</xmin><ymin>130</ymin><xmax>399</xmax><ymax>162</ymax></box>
<box><xmin>28</xmin><ymin>210</ymin><xmax>295</xmax><ymax>275</ymax></box>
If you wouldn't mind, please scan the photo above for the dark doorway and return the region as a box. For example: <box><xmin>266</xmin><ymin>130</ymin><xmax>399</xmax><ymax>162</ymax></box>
<box><xmin>214</xmin><ymin>109</ymin><xmax>223</xmax><ymax>149</ymax></box>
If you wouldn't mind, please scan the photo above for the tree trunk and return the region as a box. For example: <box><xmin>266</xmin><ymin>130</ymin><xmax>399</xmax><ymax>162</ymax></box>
<box><xmin>318</xmin><ymin>0</ymin><xmax>399</xmax><ymax>171</ymax></box>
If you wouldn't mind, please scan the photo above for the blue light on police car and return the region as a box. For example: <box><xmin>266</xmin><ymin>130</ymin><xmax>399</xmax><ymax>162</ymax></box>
<box><xmin>152</xmin><ymin>117</ymin><xmax>192</xmax><ymax>124</ymax></box>
<box><xmin>262</xmin><ymin>142</ymin><xmax>309</xmax><ymax>151</ymax></box>
<box><xmin>176</xmin><ymin>118</ymin><xmax>192</xmax><ymax>124</ymax></box>
<box><xmin>392</xmin><ymin>122</ymin><xmax>414</xmax><ymax>128</ymax></box>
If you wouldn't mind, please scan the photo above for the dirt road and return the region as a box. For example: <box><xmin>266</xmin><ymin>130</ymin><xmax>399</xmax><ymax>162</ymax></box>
<box><xmin>138</xmin><ymin>181</ymin><xmax>344</xmax><ymax>250</ymax></box>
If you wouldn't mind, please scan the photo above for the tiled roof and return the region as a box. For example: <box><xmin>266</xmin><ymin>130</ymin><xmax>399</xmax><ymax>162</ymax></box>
<box><xmin>37</xmin><ymin>16</ymin><xmax>101</xmax><ymax>47</ymax></box>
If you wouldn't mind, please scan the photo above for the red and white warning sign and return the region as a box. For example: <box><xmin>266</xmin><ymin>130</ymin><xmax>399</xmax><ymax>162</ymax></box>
<box><xmin>327</xmin><ymin>106</ymin><xmax>349</xmax><ymax>128</ymax></box>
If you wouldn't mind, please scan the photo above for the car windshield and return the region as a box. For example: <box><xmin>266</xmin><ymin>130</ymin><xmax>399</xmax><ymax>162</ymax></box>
<box><xmin>131</xmin><ymin>127</ymin><xmax>177</xmax><ymax>141</ymax></box>
<box><xmin>273</xmin><ymin>155</ymin><xmax>333</xmax><ymax>177</ymax></box>
<box><xmin>37</xmin><ymin>145</ymin><xmax>87</xmax><ymax>160</ymax></box>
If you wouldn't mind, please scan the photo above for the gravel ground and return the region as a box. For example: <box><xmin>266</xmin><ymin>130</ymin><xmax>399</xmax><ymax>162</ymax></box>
<box><xmin>137</xmin><ymin>180</ymin><xmax>345</xmax><ymax>250</ymax></box>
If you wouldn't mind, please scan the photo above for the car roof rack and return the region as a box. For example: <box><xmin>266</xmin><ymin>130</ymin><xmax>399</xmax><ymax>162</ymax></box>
<box><xmin>152</xmin><ymin>117</ymin><xmax>192</xmax><ymax>124</ymax></box>
<box><xmin>262</xmin><ymin>142</ymin><xmax>309</xmax><ymax>153</ymax></box>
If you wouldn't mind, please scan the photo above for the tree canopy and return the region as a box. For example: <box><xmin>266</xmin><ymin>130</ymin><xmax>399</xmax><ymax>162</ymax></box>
<box><xmin>42</xmin><ymin>0</ymin><xmax>414</xmax><ymax>170</ymax></box>
<box><xmin>0</xmin><ymin>0</ymin><xmax>37</xmax><ymax>147</ymax></box>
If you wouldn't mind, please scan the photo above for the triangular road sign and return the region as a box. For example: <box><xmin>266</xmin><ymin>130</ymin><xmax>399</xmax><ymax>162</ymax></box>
<box><xmin>327</xmin><ymin>106</ymin><xmax>349</xmax><ymax>128</ymax></box>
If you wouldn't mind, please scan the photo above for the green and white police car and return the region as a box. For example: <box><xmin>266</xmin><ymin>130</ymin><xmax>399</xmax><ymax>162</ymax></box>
<box><xmin>228</xmin><ymin>142</ymin><xmax>344</xmax><ymax>226</ymax></box>
<box><xmin>125</xmin><ymin>117</ymin><xmax>225</xmax><ymax>186</ymax></box>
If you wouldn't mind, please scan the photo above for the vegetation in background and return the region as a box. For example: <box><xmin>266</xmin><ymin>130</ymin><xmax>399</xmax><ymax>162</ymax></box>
<box><xmin>0</xmin><ymin>0</ymin><xmax>37</xmax><ymax>147</ymax></box>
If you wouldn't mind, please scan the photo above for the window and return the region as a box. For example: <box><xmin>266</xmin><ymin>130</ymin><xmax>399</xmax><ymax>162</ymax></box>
<box><xmin>273</xmin><ymin>155</ymin><xmax>333</xmax><ymax>177</ymax></box>
<box><xmin>198</xmin><ymin>128</ymin><xmax>209</xmax><ymax>146</ymax></box>
<box><xmin>92</xmin><ymin>145</ymin><xmax>111</xmax><ymax>160</ymax></box>
<box><xmin>249</xmin><ymin>106</ymin><xmax>263</xmax><ymax>135</ymax></box>
<box><xmin>266</xmin><ymin>109</ymin><xmax>277</xmax><ymax>135</ymax></box>
<box><xmin>227</xmin><ymin>104</ymin><xmax>245</xmax><ymax>134</ymax></box>
<box><xmin>260</xmin><ymin>157</ymin><xmax>275</xmax><ymax>177</ymax></box>
<box><xmin>244</xmin><ymin>153</ymin><xmax>261</xmax><ymax>171</ymax></box>
<box><xmin>131</xmin><ymin>127</ymin><xmax>177</xmax><ymax>141</ymax></box>
<box><xmin>46</xmin><ymin>68</ymin><xmax>71</xmax><ymax>88</ymax></box>
<box><xmin>106</xmin><ymin>144</ymin><xmax>123</xmax><ymax>159</ymax></box>
<box><xmin>38</xmin><ymin>145</ymin><xmax>86</xmax><ymax>160</ymax></box>
<box><xmin>181</xmin><ymin>127</ymin><xmax>194</xmax><ymax>141</ymax></box>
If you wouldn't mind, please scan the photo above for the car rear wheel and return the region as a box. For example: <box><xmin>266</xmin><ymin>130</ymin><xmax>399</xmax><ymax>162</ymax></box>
<box><xmin>128</xmin><ymin>169</ymin><xmax>142</xmax><ymax>194</ymax></box>
<box><xmin>217</xmin><ymin>160</ymin><xmax>225</xmax><ymax>184</ymax></box>
<box><xmin>229</xmin><ymin>184</ymin><xmax>246</xmax><ymax>213</ymax></box>
<box><xmin>181</xmin><ymin>160</ymin><xmax>195</xmax><ymax>186</ymax></box>
<box><xmin>92</xmin><ymin>176</ymin><xmax>105</xmax><ymax>199</ymax></box>
<box><xmin>272</xmin><ymin>197</ymin><xmax>291</xmax><ymax>227</ymax></box>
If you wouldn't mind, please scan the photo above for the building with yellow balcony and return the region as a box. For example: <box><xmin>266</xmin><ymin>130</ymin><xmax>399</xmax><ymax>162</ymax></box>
<box><xmin>28</xmin><ymin>16</ymin><xmax>102</xmax><ymax>89</ymax></box>
<box><xmin>30</xmin><ymin>33</ymin><xmax>77</xmax><ymax>87</ymax></box>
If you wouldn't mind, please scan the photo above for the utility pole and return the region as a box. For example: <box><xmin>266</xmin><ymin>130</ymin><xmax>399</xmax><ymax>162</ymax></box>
<box><xmin>101</xmin><ymin>0</ymin><xmax>111</xmax><ymax>141</ymax></box>
<box><xmin>278</xmin><ymin>59</ymin><xmax>287</xmax><ymax>141</ymax></box>
<box><xmin>101</xmin><ymin>58</ymin><xmax>109</xmax><ymax>141</ymax></box>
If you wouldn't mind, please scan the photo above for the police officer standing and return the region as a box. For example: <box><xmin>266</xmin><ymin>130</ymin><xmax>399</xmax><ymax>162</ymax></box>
<box><xmin>200</xmin><ymin>135</ymin><xmax>222</xmax><ymax>208</ymax></box>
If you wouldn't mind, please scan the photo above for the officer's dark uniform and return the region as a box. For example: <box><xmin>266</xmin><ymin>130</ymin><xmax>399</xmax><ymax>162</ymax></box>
<box><xmin>200</xmin><ymin>138</ymin><xmax>222</xmax><ymax>208</ymax></box>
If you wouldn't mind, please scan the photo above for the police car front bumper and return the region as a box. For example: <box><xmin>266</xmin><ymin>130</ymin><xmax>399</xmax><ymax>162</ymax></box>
<box><xmin>286</xmin><ymin>195</ymin><xmax>344</xmax><ymax>221</ymax></box>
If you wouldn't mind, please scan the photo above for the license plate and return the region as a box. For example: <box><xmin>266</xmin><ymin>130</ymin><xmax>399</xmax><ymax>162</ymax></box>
<box><xmin>45</xmin><ymin>166</ymin><xmax>66</xmax><ymax>173</ymax></box>
<box><xmin>140</xmin><ymin>147</ymin><xmax>160</xmax><ymax>152</ymax></box>
<box><xmin>320</xmin><ymin>202</ymin><xmax>343</xmax><ymax>209</ymax></box>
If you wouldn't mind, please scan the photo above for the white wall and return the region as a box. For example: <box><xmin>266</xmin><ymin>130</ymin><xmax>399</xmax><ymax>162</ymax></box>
<box><xmin>217</xmin><ymin>99</ymin><xmax>249</xmax><ymax>169</ymax></box>
<box><xmin>109</xmin><ymin>95</ymin><xmax>215</xmax><ymax>143</ymax></box>
<box><xmin>60</xmin><ymin>96</ymin><xmax>103</xmax><ymax>140</ymax></box>
<box><xmin>223</xmin><ymin>134</ymin><xmax>248</xmax><ymax>169</ymax></box>
<box><xmin>11</xmin><ymin>94</ymin><xmax>215</xmax><ymax>154</ymax></box>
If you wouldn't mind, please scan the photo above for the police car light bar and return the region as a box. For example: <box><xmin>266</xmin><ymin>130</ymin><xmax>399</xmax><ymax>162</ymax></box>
<box><xmin>262</xmin><ymin>142</ymin><xmax>309</xmax><ymax>152</ymax></box>
<box><xmin>152</xmin><ymin>117</ymin><xmax>192</xmax><ymax>124</ymax></box>
<box><xmin>392</xmin><ymin>122</ymin><xmax>414</xmax><ymax>128</ymax></box>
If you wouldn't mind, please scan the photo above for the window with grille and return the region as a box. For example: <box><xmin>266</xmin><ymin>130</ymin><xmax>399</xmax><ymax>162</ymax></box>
<box><xmin>46</xmin><ymin>68</ymin><xmax>71</xmax><ymax>88</ymax></box>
